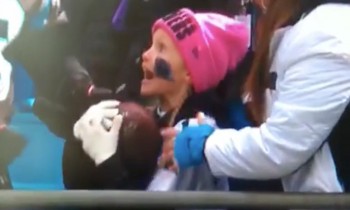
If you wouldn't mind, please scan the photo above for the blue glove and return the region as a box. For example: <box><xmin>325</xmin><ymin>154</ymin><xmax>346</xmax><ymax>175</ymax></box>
<box><xmin>174</xmin><ymin>124</ymin><xmax>215</xmax><ymax>169</ymax></box>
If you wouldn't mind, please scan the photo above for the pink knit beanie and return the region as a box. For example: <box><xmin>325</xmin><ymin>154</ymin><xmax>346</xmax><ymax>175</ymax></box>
<box><xmin>152</xmin><ymin>8</ymin><xmax>249</xmax><ymax>93</ymax></box>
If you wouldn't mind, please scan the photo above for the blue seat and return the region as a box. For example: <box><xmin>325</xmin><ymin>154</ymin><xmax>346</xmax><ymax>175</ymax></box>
<box><xmin>9</xmin><ymin>113</ymin><xmax>64</xmax><ymax>190</ymax></box>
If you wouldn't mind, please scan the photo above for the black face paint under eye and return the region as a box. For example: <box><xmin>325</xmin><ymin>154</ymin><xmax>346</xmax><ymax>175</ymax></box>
<box><xmin>154</xmin><ymin>58</ymin><xmax>174</xmax><ymax>81</ymax></box>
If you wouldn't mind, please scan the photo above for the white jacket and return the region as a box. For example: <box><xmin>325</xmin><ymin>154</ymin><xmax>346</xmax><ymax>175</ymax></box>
<box><xmin>204</xmin><ymin>3</ymin><xmax>350</xmax><ymax>192</ymax></box>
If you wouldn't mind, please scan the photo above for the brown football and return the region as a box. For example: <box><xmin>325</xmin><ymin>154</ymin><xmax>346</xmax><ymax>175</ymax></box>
<box><xmin>116</xmin><ymin>102</ymin><xmax>162</xmax><ymax>176</ymax></box>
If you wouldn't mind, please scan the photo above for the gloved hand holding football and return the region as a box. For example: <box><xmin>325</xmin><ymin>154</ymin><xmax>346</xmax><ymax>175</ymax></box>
<box><xmin>74</xmin><ymin>100</ymin><xmax>162</xmax><ymax>176</ymax></box>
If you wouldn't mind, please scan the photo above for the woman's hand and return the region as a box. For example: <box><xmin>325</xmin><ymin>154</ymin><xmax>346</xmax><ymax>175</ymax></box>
<box><xmin>160</xmin><ymin>113</ymin><xmax>216</xmax><ymax>171</ymax></box>
<box><xmin>173</xmin><ymin>124</ymin><xmax>215</xmax><ymax>169</ymax></box>
<box><xmin>73</xmin><ymin>100</ymin><xmax>123</xmax><ymax>165</ymax></box>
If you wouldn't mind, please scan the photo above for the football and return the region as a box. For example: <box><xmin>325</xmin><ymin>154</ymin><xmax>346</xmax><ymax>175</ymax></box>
<box><xmin>115</xmin><ymin>102</ymin><xmax>162</xmax><ymax>176</ymax></box>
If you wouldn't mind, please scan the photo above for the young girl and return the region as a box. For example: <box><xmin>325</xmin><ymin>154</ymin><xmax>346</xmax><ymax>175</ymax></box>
<box><xmin>73</xmin><ymin>8</ymin><xmax>249</xmax><ymax>192</ymax></box>
<box><xmin>164</xmin><ymin>0</ymin><xmax>350</xmax><ymax>193</ymax></box>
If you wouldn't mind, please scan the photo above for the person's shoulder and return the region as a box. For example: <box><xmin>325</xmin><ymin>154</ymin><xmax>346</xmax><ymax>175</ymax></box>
<box><xmin>294</xmin><ymin>4</ymin><xmax>350</xmax><ymax>46</ymax></box>
<box><xmin>308</xmin><ymin>3</ymin><xmax>350</xmax><ymax>23</ymax></box>
<box><xmin>278</xmin><ymin>4</ymin><xmax>350</xmax><ymax>65</ymax></box>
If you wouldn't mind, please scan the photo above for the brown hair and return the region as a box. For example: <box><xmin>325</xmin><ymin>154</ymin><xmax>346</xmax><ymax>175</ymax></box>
<box><xmin>244</xmin><ymin>0</ymin><xmax>303</xmax><ymax>125</ymax></box>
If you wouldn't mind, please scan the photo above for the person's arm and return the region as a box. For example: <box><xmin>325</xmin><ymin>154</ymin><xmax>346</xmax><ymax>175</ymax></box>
<box><xmin>204</xmin><ymin>32</ymin><xmax>350</xmax><ymax>180</ymax></box>
<box><xmin>0</xmin><ymin>127</ymin><xmax>26</xmax><ymax>167</ymax></box>
<box><xmin>0</xmin><ymin>58</ymin><xmax>26</xmax><ymax>166</ymax></box>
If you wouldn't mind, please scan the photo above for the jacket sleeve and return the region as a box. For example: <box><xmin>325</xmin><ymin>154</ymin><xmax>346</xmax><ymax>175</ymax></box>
<box><xmin>204</xmin><ymin>32</ymin><xmax>350</xmax><ymax>180</ymax></box>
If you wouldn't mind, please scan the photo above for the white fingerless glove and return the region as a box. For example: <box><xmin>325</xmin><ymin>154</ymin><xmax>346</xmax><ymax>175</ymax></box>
<box><xmin>73</xmin><ymin>100</ymin><xmax>123</xmax><ymax>165</ymax></box>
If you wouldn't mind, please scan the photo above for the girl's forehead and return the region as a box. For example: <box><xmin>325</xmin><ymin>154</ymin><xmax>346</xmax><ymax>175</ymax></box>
<box><xmin>153</xmin><ymin>29</ymin><xmax>177</xmax><ymax>49</ymax></box>
<box><xmin>153</xmin><ymin>29</ymin><xmax>170</xmax><ymax>41</ymax></box>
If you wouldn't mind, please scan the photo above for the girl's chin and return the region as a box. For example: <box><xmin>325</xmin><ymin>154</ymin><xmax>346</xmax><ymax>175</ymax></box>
<box><xmin>140</xmin><ymin>86</ymin><xmax>158</xmax><ymax>97</ymax></box>
<box><xmin>140</xmin><ymin>79</ymin><xmax>175</xmax><ymax>97</ymax></box>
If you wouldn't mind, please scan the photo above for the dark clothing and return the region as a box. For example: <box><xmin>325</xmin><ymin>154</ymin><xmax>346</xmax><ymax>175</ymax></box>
<box><xmin>0</xmin><ymin>128</ymin><xmax>26</xmax><ymax>189</ymax></box>
<box><xmin>327</xmin><ymin>103</ymin><xmax>350</xmax><ymax>192</ymax></box>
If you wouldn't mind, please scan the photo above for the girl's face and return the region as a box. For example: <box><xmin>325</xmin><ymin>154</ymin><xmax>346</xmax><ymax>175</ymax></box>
<box><xmin>141</xmin><ymin>29</ymin><xmax>191</xmax><ymax>97</ymax></box>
